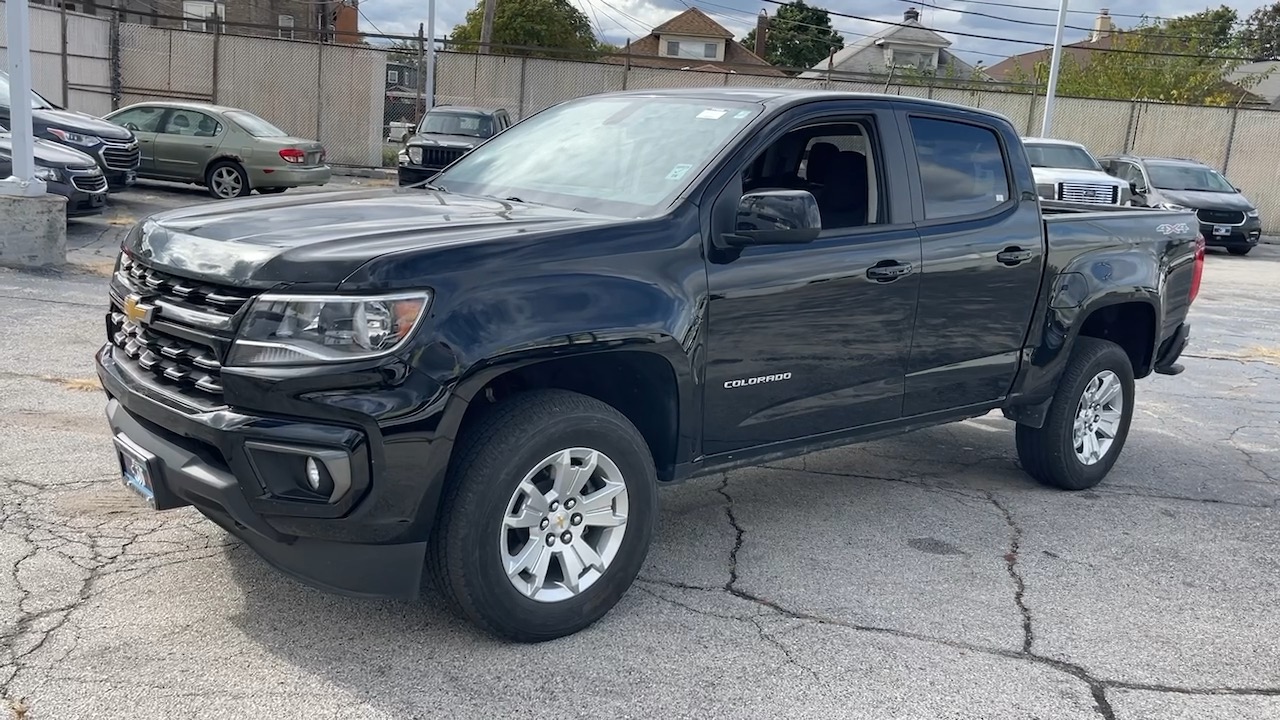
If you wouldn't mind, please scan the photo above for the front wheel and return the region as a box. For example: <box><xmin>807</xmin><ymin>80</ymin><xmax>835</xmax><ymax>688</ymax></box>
<box><xmin>429</xmin><ymin>390</ymin><xmax>658</xmax><ymax>642</ymax></box>
<box><xmin>1016</xmin><ymin>338</ymin><xmax>1135</xmax><ymax>490</ymax></box>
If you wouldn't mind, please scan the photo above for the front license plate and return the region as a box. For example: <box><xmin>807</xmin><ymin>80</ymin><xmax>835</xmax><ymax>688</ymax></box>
<box><xmin>1213</xmin><ymin>224</ymin><xmax>1232</xmax><ymax>236</ymax></box>
<box><xmin>125</xmin><ymin>170</ymin><xmax>137</xmax><ymax>184</ymax></box>
<box><xmin>114</xmin><ymin>433</ymin><xmax>156</xmax><ymax>508</ymax></box>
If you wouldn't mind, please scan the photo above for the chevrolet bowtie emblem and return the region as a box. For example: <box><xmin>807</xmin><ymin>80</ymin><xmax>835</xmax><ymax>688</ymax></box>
<box><xmin>123</xmin><ymin>294</ymin><xmax>156</xmax><ymax>325</ymax></box>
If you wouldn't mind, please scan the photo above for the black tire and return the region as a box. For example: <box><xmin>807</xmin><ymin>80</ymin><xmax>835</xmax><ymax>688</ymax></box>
<box><xmin>205</xmin><ymin>160</ymin><xmax>250</xmax><ymax>199</ymax></box>
<box><xmin>429</xmin><ymin>390</ymin><xmax>658</xmax><ymax>642</ymax></box>
<box><xmin>1016</xmin><ymin>337</ymin><xmax>1135</xmax><ymax>491</ymax></box>
<box><xmin>258</xmin><ymin>187</ymin><xmax>287</xmax><ymax>195</ymax></box>
<box><xmin>1227</xmin><ymin>246</ymin><xmax>1252</xmax><ymax>256</ymax></box>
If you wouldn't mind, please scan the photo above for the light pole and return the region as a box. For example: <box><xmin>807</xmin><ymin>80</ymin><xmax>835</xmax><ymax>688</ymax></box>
<box><xmin>425</xmin><ymin>0</ymin><xmax>436</xmax><ymax>110</ymax></box>
<box><xmin>1</xmin><ymin>0</ymin><xmax>47</xmax><ymax>197</ymax></box>
<box><xmin>1039</xmin><ymin>0</ymin><xmax>1070</xmax><ymax>137</ymax></box>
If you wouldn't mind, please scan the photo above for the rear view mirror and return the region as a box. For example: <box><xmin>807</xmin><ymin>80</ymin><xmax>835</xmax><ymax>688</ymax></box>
<box><xmin>724</xmin><ymin>190</ymin><xmax>822</xmax><ymax>247</ymax></box>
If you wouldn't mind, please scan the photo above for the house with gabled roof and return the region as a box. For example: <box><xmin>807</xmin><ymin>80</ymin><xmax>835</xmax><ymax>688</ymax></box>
<box><xmin>611</xmin><ymin>7</ymin><xmax>784</xmax><ymax>76</ymax></box>
<box><xmin>799</xmin><ymin>8</ymin><xmax>981</xmax><ymax>80</ymax></box>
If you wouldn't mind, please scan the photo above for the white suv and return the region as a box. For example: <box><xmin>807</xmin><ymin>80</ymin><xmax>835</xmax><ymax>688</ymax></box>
<box><xmin>1022</xmin><ymin>137</ymin><xmax>1129</xmax><ymax>207</ymax></box>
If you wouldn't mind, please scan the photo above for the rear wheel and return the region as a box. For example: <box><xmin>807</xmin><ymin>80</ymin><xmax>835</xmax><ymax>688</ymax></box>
<box><xmin>1228</xmin><ymin>246</ymin><xmax>1252</xmax><ymax>256</ymax></box>
<box><xmin>206</xmin><ymin>161</ymin><xmax>250</xmax><ymax>199</ymax></box>
<box><xmin>1016</xmin><ymin>338</ymin><xmax>1135</xmax><ymax>490</ymax></box>
<box><xmin>429</xmin><ymin>390</ymin><xmax>658</xmax><ymax>642</ymax></box>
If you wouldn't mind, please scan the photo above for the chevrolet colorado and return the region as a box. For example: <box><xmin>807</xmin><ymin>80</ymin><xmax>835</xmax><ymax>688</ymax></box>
<box><xmin>95</xmin><ymin>89</ymin><xmax>1202</xmax><ymax>643</ymax></box>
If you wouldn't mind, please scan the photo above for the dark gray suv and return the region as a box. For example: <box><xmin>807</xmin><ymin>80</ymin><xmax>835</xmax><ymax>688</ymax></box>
<box><xmin>1100</xmin><ymin>154</ymin><xmax>1262</xmax><ymax>256</ymax></box>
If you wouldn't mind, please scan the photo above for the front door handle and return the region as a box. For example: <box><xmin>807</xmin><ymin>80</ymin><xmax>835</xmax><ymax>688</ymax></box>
<box><xmin>866</xmin><ymin>260</ymin><xmax>914</xmax><ymax>282</ymax></box>
<box><xmin>997</xmin><ymin>247</ymin><xmax>1034</xmax><ymax>266</ymax></box>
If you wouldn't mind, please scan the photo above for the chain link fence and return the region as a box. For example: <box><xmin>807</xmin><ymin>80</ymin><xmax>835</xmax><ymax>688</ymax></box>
<box><xmin>4</xmin><ymin>0</ymin><xmax>1280</xmax><ymax>230</ymax></box>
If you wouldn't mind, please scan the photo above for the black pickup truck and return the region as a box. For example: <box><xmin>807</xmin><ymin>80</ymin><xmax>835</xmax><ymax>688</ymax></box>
<box><xmin>95</xmin><ymin>89</ymin><xmax>1202</xmax><ymax>643</ymax></box>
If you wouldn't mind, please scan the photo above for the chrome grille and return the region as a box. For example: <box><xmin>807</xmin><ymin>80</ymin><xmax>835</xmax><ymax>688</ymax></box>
<box><xmin>99</xmin><ymin>139</ymin><xmax>141</xmax><ymax>171</ymax></box>
<box><xmin>413</xmin><ymin>146</ymin><xmax>466</xmax><ymax>169</ymax></box>
<box><xmin>1196</xmin><ymin>209</ymin><xmax>1245</xmax><ymax>225</ymax></box>
<box><xmin>106</xmin><ymin>254</ymin><xmax>257</xmax><ymax>407</ymax></box>
<box><xmin>1058</xmin><ymin>183</ymin><xmax>1120</xmax><ymax>205</ymax></box>
<box><xmin>72</xmin><ymin>173</ymin><xmax>108</xmax><ymax>193</ymax></box>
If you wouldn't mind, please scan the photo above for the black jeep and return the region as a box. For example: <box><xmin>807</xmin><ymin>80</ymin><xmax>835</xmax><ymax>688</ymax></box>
<box><xmin>398</xmin><ymin>105</ymin><xmax>511</xmax><ymax>186</ymax></box>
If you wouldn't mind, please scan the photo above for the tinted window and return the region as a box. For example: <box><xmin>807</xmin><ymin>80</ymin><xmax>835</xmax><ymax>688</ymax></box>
<box><xmin>161</xmin><ymin>109</ymin><xmax>220</xmax><ymax>137</ymax></box>
<box><xmin>1146</xmin><ymin>162</ymin><xmax>1234</xmax><ymax>193</ymax></box>
<box><xmin>0</xmin><ymin>73</ymin><xmax>54</xmax><ymax>110</ymax></box>
<box><xmin>910</xmin><ymin>117</ymin><xmax>1011</xmax><ymax>220</ymax></box>
<box><xmin>418</xmin><ymin>111</ymin><xmax>494</xmax><ymax>139</ymax></box>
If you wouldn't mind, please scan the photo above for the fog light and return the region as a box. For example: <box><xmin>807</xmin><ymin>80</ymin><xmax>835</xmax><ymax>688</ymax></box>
<box><xmin>305</xmin><ymin>457</ymin><xmax>322</xmax><ymax>491</ymax></box>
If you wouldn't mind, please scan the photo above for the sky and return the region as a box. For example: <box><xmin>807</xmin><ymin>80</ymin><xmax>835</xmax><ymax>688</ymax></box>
<box><xmin>357</xmin><ymin>0</ymin><xmax>1276</xmax><ymax>65</ymax></box>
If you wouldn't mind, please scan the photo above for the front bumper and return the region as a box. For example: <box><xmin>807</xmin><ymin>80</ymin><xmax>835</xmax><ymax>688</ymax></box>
<box><xmin>47</xmin><ymin>180</ymin><xmax>107</xmax><ymax>217</ymax></box>
<box><xmin>249</xmin><ymin>164</ymin><xmax>332</xmax><ymax>189</ymax></box>
<box><xmin>398</xmin><ymin>166</ymin><xmax>443</xmax><ymax>186</ymax></box>
<box><xmin>94</xmin><ymin>342</ymin><xmax>449</xmax><ymax>600</ymax></box>
<box><xmin>1200</xmin><ymin>217</ymin><xmax>1261</xmax><ymax>249</ymax></box>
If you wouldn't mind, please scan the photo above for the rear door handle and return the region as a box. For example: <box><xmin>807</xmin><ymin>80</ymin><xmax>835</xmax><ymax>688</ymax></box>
<box><xmin>866</xmin><ymin>260</ymin><xmax>914</xmax><ymax>282</ymax></box>
<box><xmin>997</xmin><ymin>247</ymin><xmax>1035</xmax><ymax>266</ymax></box>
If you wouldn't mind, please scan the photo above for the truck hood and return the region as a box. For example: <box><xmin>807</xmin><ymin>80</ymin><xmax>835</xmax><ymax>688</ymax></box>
<box><xmin>405</xmin><ymin>133</ymin><xmax>483</xmax><ymax>149</ymax></box>
<box><xmin>1030</xmin><ymin>166</ymin><xmax>1125</xmax><ymax>186</ymax></box>
<box><xmin>124</xmin><ymin>188</ymin><xmax>616</xmax><ymax>288</ymax></box>
<box><xmin>34</xmin><ymin>107</ymin><xmax>134</xmax><ymax>141</ymax></box>
<box><xmin>0</xmin><ymin>134</ymin><xmax>99</xmax><ymax>167</ymax></box>
<box><xmin>1153</xmin><ymin>188</ymin><xmax>1255</xmax><ymax>212</ymax></box>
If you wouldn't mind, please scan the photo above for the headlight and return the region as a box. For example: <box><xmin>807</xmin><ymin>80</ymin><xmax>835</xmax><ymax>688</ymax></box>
<box><xmin>228</xmin><ymin>292</ymin><xmax>431</xmax><ymax>366</ymax></box>
<box><xmin>408</xmin><ymin>147</ymin><xmax>423</xmax><ymax>165</ymax></box>
<box><xmin>397</xmin><ymin>150</ymin><xmax>409</xmax><ymax>167</ymax></box>
<box><xmin>34</xmin><ymin>166</ymin><xmax>61</xmax><ymax>182</ymax></box>
<box><xmin>1156</xmin><ymin>202</ymin><xmax>1188</xmax><ymax>211</ymax></box>
<box><xmin>1035</xmin><ymin>183</ymin><xmax>1056</xmax><ymax>200</ymax></box>
<box><xmin>1246</xmin><ymin>209</ymin><xmax>1259</xmax><ymax>218</ymax></box>
<box><xmin>47</xmin><ymin>128</ymin><xmax>102</xmax><ymax>148</ymax></box>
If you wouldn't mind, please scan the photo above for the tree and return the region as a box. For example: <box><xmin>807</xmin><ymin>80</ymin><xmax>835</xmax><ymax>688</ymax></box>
<box><xmin>741</xmin><ymin>1</ymin><xmax>843</xmax><ymax>70</ymax></box>
<box><xmin>1240</xmin><ymin>2</ymin><xmax>1280</xmax><ymax>59</ymax></box>
<box><xmin>1008</xmin><ymin>9</ymin><xmax>1259</xmax><ymax>106</ymax></box>
<box><xmin>450</xmin><ymin>0</ymin><xmax>600</xmax><ymax>59</ymax></box>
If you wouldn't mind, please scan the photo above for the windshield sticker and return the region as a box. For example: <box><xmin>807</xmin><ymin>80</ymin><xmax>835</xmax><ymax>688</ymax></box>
<box><xmin>666</xmin><ymin>164</ymin><xmax>694</xmax><ymax>181</ymax></box>
<box><xmin>733</xmin><ymin>110</ymin><xmax>752</xmax><ymax>119</ymax></box>
<box><xmin>696</xmin><ymin>109</ymin><xmax>727</xmax><ymax>120</ymax></box>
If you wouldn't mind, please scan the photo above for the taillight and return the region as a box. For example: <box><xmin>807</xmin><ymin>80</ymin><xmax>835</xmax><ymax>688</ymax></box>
<box><xmin>279</xmin><ymin>148</ymin><xmax>306</xmax><ymax>164</ymax></box>
<box><xmin>1189</xmin><ymin>233</ymin><xmax>1205</xmax><ymax>304</ymax></box>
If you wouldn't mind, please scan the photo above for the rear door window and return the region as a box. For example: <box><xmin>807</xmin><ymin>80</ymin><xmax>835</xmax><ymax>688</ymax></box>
<box><xmin>909</xmin><ymin>116</ymin><xmax>1012</xmax><ymax>220</ymax></box>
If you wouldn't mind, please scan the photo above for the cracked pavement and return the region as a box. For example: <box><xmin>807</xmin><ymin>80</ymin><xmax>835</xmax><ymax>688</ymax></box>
<box><xmin>1</xmin><ymin>239</ymin><xmax>1278</xmax><ymax>719</ymax></box>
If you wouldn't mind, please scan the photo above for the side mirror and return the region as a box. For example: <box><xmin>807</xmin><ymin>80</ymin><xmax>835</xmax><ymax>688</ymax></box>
<box><xmin>724</xmin><ymin>190</ymin><xmax>822</xmax><ymax>247</ymax></box>
<box><xmin>1129</xmin><ymin>181</ymin><xmax>1143</xmax><ymax>196</ymax></box>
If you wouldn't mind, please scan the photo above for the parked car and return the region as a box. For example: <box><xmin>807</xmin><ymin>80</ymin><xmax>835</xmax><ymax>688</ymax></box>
<box><xmin>1022</xmin><ymin>137</ymin><xmax>1128</xmax><ymax>206</ymax></box>
<box><xmin>104</xmin><ymin>101</ymin><xmax>331</xmax><ymax>199</ymax></box>
<box><xmin>1</xmin><ymin>123</ymin><xmax>108</xmax><ymax>217</ymax></box>
<box><xmin>398</xmin><ymin>105</ymin><xmax>512</xmax><ymax>185</ymax></box>
<box><xmin>96</xmin><ymin>89</ymin><xmax>1202</xmax><ymax>643</ymax></box>
<box><xmin>1</xmin><ymin>70</ymin><xmax>140</xmax><ymax>190</ymax></box>
<box><xmin>1100</xmin><ymin>154</ymin><xmax>1262</xmax><ymax>255</ymax></box>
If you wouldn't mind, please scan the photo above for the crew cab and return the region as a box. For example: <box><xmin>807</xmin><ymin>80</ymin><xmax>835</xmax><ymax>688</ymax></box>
<box><xmin>1023</xmin><ymin>136</ymin><xmax>1128</xmax><ymax>206</ymax></box>
<box><xmin>95</xmin><ymin>90</ymin><xmax>1202</xmax><ymax>643</ymax></box>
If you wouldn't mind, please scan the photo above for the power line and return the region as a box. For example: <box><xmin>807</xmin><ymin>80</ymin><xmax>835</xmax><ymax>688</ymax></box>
<box><xmin>589</xmin><ymin>0</ymin><xmax>654</xmax><ymax>37</ymax></box>
<box><xmin>581</xmin><ymin>0</ymin><xmax>644</xmax><ymax>39</ymax></box>
<box><xmin>758</xmin><ymin>0</ymin><xmax>1265</xmax><ymax>63</ymax></box>
<box><xmin>907</xmin><ymin>0</ymin><xmax>1248</xmax><ymax>26</ymax></box>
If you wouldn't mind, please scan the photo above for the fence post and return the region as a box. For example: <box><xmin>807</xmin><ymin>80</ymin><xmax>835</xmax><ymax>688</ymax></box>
<box><xmin>211</xmin><ymin>18</ymin><xmax>221</xmax><ymax>103</ymax></box>
<box><xmin>59</xmin><ymin>1</ymin><xmax>69</xmax><ymax>106</ymax></box>
<box><xmin>109</xmin><ymin>6</ymin><xmax>122</xmax><ymax>110</ymax></box>
<box><xmin>1222</xmin><ymin>106</ymin><xmax>1240</xmax><ymax>173</ymax></box>
<box><xmin>1025</xmin><ymin>84</ymin><xmax>1038</xmax><ymax>136</ymax></box>
<box><xmin>415</xmin><ymin>23</ymin><xmax>424</xmax><ymax>120</ymax></box>
<box><xmin>1123</xmin><ymin>102</ymin><xmax>1137</xmax><ymax>153</ymax></box>
<box><xmin>517</xmin><ymin>56</ymin><xmax>526</xmax><ymax>119</ymax></box>
<box><xmin>316</xmin><ymin>37</ymin><xmax>324</xmax><ymax>141</ymax></box>
<box><xmin>622</xmin><ymin>39</ymin><xmax>629</xmax><ymax>91</ymax></box>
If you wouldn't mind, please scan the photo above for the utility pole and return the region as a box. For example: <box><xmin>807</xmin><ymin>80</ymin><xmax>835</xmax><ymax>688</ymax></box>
<box><xmin>425</xmin><ymin>0</ymin><xmax>436</xmax><ymax>109</ymax></box>
<box><xmin>1</xmin><ymin>0</ymin><xmax>45</xmax><ymax>197</ymax></box>
<box><xmin>1040</xmin><ymin>0</ymin><xmax>1070</xmax><ymax>137</ymax></box>
<box><xmin>479</xmin><ymin>0</ymin><xmax>497</xmax><ymax>53</ymax></box>
<box><xmin>754</xmin><ymin>10</ymin><xmax>768</xmax><ymax>59</ymax></box>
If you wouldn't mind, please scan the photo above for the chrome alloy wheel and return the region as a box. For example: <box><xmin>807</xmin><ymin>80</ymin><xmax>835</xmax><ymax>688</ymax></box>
<box><xmin>1073</xmin><ymin>370</ymin><xmax>1124</xmax><ymax>466</ymax></box>
<box><xmin>210</xmin><ymin>166</ymin><xmax>243</xmax><ymax>198</ymax></box>
<box><xmin>499</xmin><ymin>448</ymin><xmax>629</xmax><ymax>603</ymax></box>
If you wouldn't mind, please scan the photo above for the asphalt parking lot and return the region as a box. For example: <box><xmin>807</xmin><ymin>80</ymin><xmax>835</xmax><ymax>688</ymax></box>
<box><xmin>2</xmin><ymin>185</ymin><xmax>1278</xmax><ymax>718</ymax></box>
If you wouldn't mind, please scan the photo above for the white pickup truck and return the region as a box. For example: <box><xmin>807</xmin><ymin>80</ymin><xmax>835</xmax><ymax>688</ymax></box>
<box><xmin>1022</xmin><ymin>136</ymin><xmax>1129</xmax><ymax>207</ymax></box>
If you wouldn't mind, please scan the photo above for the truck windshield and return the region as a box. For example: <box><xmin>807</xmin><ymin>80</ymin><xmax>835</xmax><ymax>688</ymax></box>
<box><xmin>418</xmin><ymin>111</ymin><xmax>494</xmax><ymax>139</ymax></box>
<box><xmin>434</xmin><ymin>96</ymin><xmax>762</xmax><ymax>217</ymax></box>
<box><xmin>1147</xmin><ymin>163</ymin><xmax>1235</xmax><ymax>193</ymax></box>
<box><xmin>1024</xmin><ymin>143</ymin><xmax>1100</xmax><ymax>171</ymax></box>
